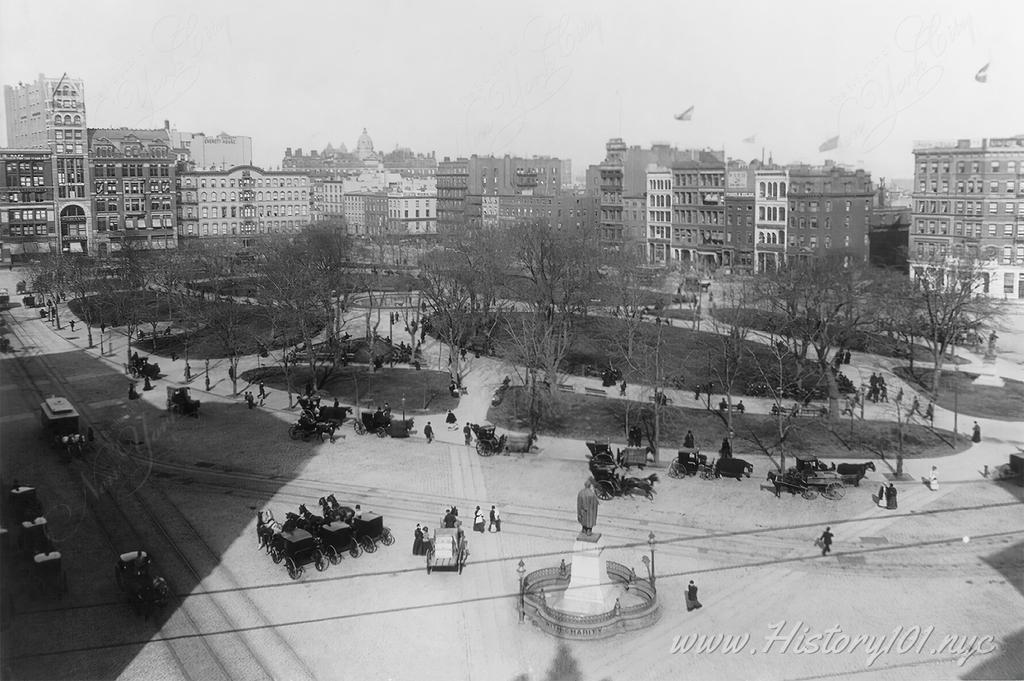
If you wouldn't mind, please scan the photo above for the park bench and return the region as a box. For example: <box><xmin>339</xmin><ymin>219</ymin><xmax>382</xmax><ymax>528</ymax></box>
<box><xmin>771</xmin><ymin>404</ymin><xmax>827</xmax><ymax>418</ymax></box>
<box><xmin>584</xmin><ymin>387</ymin><xmax>607</xmax><ymax>397</ymax></box>
<box><xmin>718</xmin><ymin>403</ymin><xmax>746</xmax><ymax>414</ymax></box>
<box><xmin>558</xmin><ymin>384</ymin><xmax>575</xmax><ymax>393</ymax></box>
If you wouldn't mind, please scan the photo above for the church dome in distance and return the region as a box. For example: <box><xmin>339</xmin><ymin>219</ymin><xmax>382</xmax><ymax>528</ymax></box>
<box><xmin>356</xmin><ymin>128</ymin><xmax>375</xmax><ymax>160</ymax></box>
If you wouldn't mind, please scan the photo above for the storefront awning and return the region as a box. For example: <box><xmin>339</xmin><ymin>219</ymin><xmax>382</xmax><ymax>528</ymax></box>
<box><xmin>68</xmin><ymin>242</ymin><xmax>83</xmax><ymax>253</ymax></box>
<box><xmin>5</xmin><ymin>243</ymin><xmax>24</xmax><ymax>255</ymax></box>
<box><xmin>21</xmin><ymin>242</ymin><xmax>51</xmax><ymax>254</ymax></box>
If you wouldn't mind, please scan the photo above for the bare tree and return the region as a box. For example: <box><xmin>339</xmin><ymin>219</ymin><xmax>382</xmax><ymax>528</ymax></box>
<box><xmin>701</xmin><ymin>280</ymin><xmax>756</xmax><ymax>435</ymax></box>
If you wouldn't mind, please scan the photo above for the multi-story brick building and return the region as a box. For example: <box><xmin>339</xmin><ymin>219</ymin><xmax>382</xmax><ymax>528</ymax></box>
<box><xmin>437</xmin><ymin>157</ymin><xmax>469</xmax><ymax>234</ymax></box>
<box><xmin>343</xmin><ymin>192</ymin><xmax>368</xmax><ymax>234</ymax></box>
<box><xmin>910</xmin><ymin>137</ymin><xmax>1024</xmax><ymax>298</ymax></box>
<box><xmin>323</xmin><ymin>180</ymin><xmax>345</xmax><ymax>220</ymax></box>
<box><xmin>88</xmin><ymin>129</ymin><xmax>177</xmax><ymax>254</ymax></box>
<box><xmin>176</xmin><ymin>166</ymin><xmax>310</xmax><ymax>248</ymax></box>
<box><xmin>670</xmin><ymin>155</ymin><xmax>727</xmax><ymax>270</ymax></box>
<box><xmin>645</xmin><ymin>167</ymin><xmax>672</xmax><ymax>265</ymax></box>
<box><xmin>787</xmin><ymin>162</ymin><xmax>873</xmax><ymax>265</ymax></box>
<box><xmin>1</xmin><ymin>149</ymin><xmax>56</xmax><ymax>262</ymax></box>
<box><xmin>589</xmin><ymin>140</ymin><xmax>714</xmax><ymax>256</ymax></box>
<box><xmin>4</xmin><ymin>73</ymin><xmax>91</xmax><ymax>254</ymax></box>
<box><xmin>724</xmin><ymin>163</ymin><xmax>756</xmax><ymax>272</ymax></box>
<box><xmin>387</xmin><ymin>193</ymin><xmax>436</xmax><ymax>235</ymax></box>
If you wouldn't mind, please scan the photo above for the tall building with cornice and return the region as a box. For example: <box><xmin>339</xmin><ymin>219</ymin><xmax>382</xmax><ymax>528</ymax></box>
<box><xmin>4</xmin><ymin>73</ymin><xmax>91</xmax><ymax>253</ymax></box>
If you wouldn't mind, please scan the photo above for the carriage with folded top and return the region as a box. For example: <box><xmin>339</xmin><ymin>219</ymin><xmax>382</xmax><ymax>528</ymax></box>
<box><xmin>115</xmin><ymin>550</ymin><xmax>170</xmax><ymax>618</ymax></box>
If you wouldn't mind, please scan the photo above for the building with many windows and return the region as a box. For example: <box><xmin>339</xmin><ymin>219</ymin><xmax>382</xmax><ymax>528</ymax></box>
<box><xmin>754</xmin><ymin>168</ymin><xmax>789</xmax><ymax>271</ymax></box>
<box><xmin>437</xmin><ymin>157</ymin><xmax>469</xmax><ymax>234</ymax></box>
<box><xmin>910</xmin><ymin>137</ymin><xmax>1024</xmax><ymax>298</ymax></box>
<box><xmin>670</xmin><ymin>155</ymin><xmax>727</xmax><ymax>269</ymax></box>
<box><xmin>387</xmin><ymin>193</ymin><xmax>436</xmax><ymax>235</ymax></box>
<box><xmin>724</xmin><ymin>163</ymin><xmax>756</xmax><ymax>272</ymax></box>
<box><xmin>88</xmin><ymin>128</ymin><xmax>177</xmax><ymax>254</ymax></box>
<box><xmin>786</xmin><ymin>163</ymin><xmax>873</xmax><ymax>265</ymax></box>
<box><xmin>4</xmin><ymin>73</ymin><xmax>91</xmax><ymax>253</ymax></box>
<box><xmin>176</xmin><ymin>166</ymin><xmax>310</xmax><ymax>248</ymax></box>
<box><xmin>645</xmin><ymin>167</ymin><xmax>672</xmax><ymax>265</ymax></box>
<box><xmin>167</xmin><ymin>126</ymin><xmax>253</xmax><ymax>170</ymax></box>
<box><xmin>1</xmin><ymin>149</ymin><xmax>56</xmax><ymax>262</ymax></box>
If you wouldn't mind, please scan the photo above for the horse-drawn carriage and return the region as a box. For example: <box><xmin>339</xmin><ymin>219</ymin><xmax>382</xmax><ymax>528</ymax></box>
<box><xmin>354</xmin><ymin>411</ymin><xmax>414</xmax><ymax>438</ymax></box>
<box><xmin>426</xmin><ymin>527</ymin><xmax>468</xmax><ymax>574</ymax></box>
<box><xmin>128</xmin><ymin>355</ymin><xmax>160</xmax><ymax>380</ymax></box>
<box><xmin>8</xmin><ymin>484</ymin><xmax>44</xmax><ymax>523</ymax></box>
<box><xmin>40</xmin><ymin>397</ymin><xmax>81</xmax><ymax>462</ymax></box>
<box><xmin>472</xmin><ymin>424</ymin><xmax>507</xmax><ymax>456</ymax></box>
<box><xmin>270</xmin><ymin>528</ymin><xmax>327</xmax><ymax>580</ymax></box>
<box><xmin>32</xmin><ymin>549</ymin><xmax>68</xmax><ymax>598</ymax></box>
<box><xmin>588</xmin><ymin>453</ymin><xmax>659</xmax><ymax>500</ymax></box>
<box><xmin>766</xmin><ymin>454</ymin><xmax>846</xmax><ymax>500</ymax></box>
<box><xmin>669</xmin><ymin>448</ymin><xmax>713</xmax><ymax>479</ymax></box>
<box><xmin>617</xmin><ymin>447</ymin><xmax>652</xmax><ymax>470</ymax></box>
<box><xmin>289</xmin><ymin>413</ymin><xmax>339</xmax><ymax>443</ymax></box>
<box><xmin>166</xmin><ymin>386</ymin><xmax>200</xmax><ymax>417</ymax></box>
<box><xmin>351</xmin><ymin>512</ymin><xmax>395</xmax><ymax>553</ymax></box>
<box><xmin>115</xmin><ymin>550</ymin><xmax>170</xmax><ymax>618</ymax></box>
<box><xmin>318</xmin><ymin>521</ymin><xmax>363</xmax><ymax>564</ymax></box>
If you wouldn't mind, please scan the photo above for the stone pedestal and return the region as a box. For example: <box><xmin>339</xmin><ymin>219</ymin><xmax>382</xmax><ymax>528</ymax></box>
<box><xmin>556</xmin><ymin>533</ymin><xmax>615</xmax><ymax>615</ymax></box>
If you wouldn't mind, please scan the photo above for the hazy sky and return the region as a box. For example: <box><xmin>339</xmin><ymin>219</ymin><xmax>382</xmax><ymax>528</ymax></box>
<box><xmin>2</xmin><ymin>0</ymin><xmax>1021</xmax><ymax>180</ymax></box>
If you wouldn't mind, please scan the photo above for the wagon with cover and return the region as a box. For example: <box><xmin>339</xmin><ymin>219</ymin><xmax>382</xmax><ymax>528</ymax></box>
<box><xmin>766</xmin><ymin>454</ymin><xmax>846</xmax><ymax>500</ymax></box>
<box><xmin>426</xmin><ymin>527</ymin><xmax>468</xmax><ymax>574</ymax></box>
<box><xmin>351</xmin><ymin>512</ymin><xmax>395</xmax><ymax>553</ymax></box>
<box><xmin>269</xmin><ymin>528</ymin><xmax>327</xmax><ymax>580</ymax></box>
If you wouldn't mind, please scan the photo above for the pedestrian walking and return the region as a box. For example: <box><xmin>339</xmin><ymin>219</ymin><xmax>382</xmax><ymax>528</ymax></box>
<box><xmin>69</xmin><ymin>319</ymin><xmax>76</xmax><ymax>331</ymax></box>
<box><xmin>128</xmin><ymin>382</ymin><xmax>139</xmax><ymax>400</ymax></box>
<box><xmin>100</xmin><ymin>322</ymin><xmax>106</xmax><ymax>334</ymax></box>
<box><xmin>413</xmin><ymin>524</ymin><xmax>423</xmax><ymax>555</ymax></box>
<box><xmin>885</xmin><ymin>483</ymin><xmax>898</xmax><ymax>509</ymax></box>
<box><xmin>929</xmin><ymin>466</ymin><xmax>939</xmax><ymax>491</ymax></box>
<box><xmin>424</xmin><ymin>422</ymin><xmax>434</xmax><ymax>443</ymax></box>
<box><xmin>259</xmin><ymin>381</ymin><xmax>267</xmax><ymax>399</ymax></box>
<box><xmin>245</xmin><ymin>391</ymin><xmax>255</xmax><ymax>409</ymax></box>
<box><xmin>488</xmin><ymin>505</ymin><xmax>501</xmax><ymax>532</ymax></box>
<box><xmin>620</xmin><ymin>380</ymin><xmax>627</xmax><ymax>397</ymax></box>
<box><xmin>473</xmin><ymin>506</ymin><xmax>486</xmax><ymax>533</ymax></box>
<box><xmin>910</xmin><ymin>396</ymin><xmax>920</xmax><ymax>418</ymax></box>
<box><xmin>876</xmin><ymin>484</ymin><xmax>885</xmax><ymax>507</ymax></box>
<box><xmin>685</xmin><ymin>580</ymin><xmax>703</xmax><ymax>611</ymax></box>
<box><xmin>463</xmin><ymin>423</ymin><xmax>472</xmax><ymax>446</ymax></box>
<box><xmin>895</xmin><ymin>387</ymin><xmax>903</xmax><ymax>404</ymax></box>
<box><xmin>925</xmin><ymin>401</ymin><xmax>934</xmax><ymax>424</ymax></box>
<box><xmin>818</xmin><ymin>527</ymin><xmax>834</xmax><ymax>556</ymax></box>
<box><xmin>844</xmin><ymin>350</ymin><xmax>851</xmax><ymax>364</ymax></box>
<box><xmin>972</xmin><ymin>421</ymin><xmax>981</xmax><ymax>443</ymax></box>
<box><xmin>684</xmin><ymin>430</ymin><xmax>695</xmax><ymax>449</ymax></box>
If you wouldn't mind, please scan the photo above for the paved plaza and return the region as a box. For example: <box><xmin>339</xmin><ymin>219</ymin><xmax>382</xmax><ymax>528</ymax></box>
<box><xmin>1</xmin><ymin>265</ymin><xmax>1022</xmax><ymax>681</ymax></box>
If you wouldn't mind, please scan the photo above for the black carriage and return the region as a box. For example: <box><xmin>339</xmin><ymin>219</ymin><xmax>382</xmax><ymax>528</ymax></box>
<box><xmin>588</xmin><ymin>453</ymin><xmax>623</xmax><ymax>500</ymax></box>
<box><xmin>18</xmin><ymin>516</ymin><xmax>50</xmax><ymax>556</ymax></box>
<box><xmin>128</xmin><ymin>356</ymin><xmax>160</xmax><ymax>380</ymax></box>
<box><xmin>356</xmin><ymin>411</ymin><xmax>389</xmax><ymax>437</ymax></box>
<box><xmin>317</xmin><ymin>521</ymin><xmax>362</xmax><ymax>564</ymax></box>
<box><xmin>472</xmin><ymin>424</ymin><xmax>507</xmax><ymax>457</ymax></box>
<box><xmin>669</xmin><ymin>448</ymin><xmax>712</xmax><ymax>479</ymax></box>
<box><xmin>351</xmin><ymin>512</ymin><xmax>395</xmax><ymax>553</ymax></box>
<box><xmin>32</xmin><ymin>550</ymin><xmax>68</xmax><ymax>598</ymax></box>
<box><xmin>426</xmin><ymin>527</ymin><xmax>468</xmax><ymax>574</ymax></box>
<box><xmin>115</xmin><ymin>551</ymin><xmax>170</xmax><ymax>618</ymax></box>
<box><xmin>316</xmin><ymin>405</ymin><xmax>352</xmax><ymax>427</ymax></box>
<box><xmin>269</xmin><ymin>528</ymin><xmax>327</xmax><ymax>580</ymax></box>
<box><xmin>166</xmin><ymin>386</ymin><xmax>200</xmax><ymax>417</ymax></box>
<box><xmin>289</xmin><ymin>416</ymin><xmax>338</xmax><ymax>443</ymax></box>
<box><xmin>40</xmin><ymin>397</ymin><xmax>79</xmax><ymax>442</ymax></box>
<box><xmin>585</xmin><ymin>441</ymin><xmax>612</xmax><ymax>458</ymax></box>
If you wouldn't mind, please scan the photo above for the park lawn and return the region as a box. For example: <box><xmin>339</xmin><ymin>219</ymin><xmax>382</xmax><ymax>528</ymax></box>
<box><xmin>893</xmin><ymin>366</ymin><xmax>1024</xmax><ymax>420</ymax></box>
<box><xmin>487</xmin><ymin>386</ymin><xmax>969</xmax><ymax>460</ymax></box>
<box><xmin>241</xmin><ymin>364</ymin><xmax>459</xmax><ymax>414</ymax></box>
<box><xmin>480</xmin><ymin>312</ymin><xmax>838</xmax><ymax>398</ymax></box>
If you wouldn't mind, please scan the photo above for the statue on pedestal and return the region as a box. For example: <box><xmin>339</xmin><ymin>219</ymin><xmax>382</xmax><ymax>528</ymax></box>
<box><xmin>577</xmin><ymin>480</ymin><xmax>599</xmax><ymax>535</ymax></box>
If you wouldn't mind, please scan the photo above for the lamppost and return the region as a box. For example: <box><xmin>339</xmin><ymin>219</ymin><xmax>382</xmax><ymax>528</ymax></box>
<box><xmin>401</xmin><ymin>394</ymin><xmax>406</xmax><ymax>421</ymax></box>
<box><xmin>517</xmin><ymin>559</ymin><xmax>526</xmax><ymax>623</ymax></box>
<box><xmin>647</xmin><ymin>531</ymin><xmax>656</xmax><ymax>589</ymax></box>
<box><xmin>204</xmin><ymin>358</ymin><xmax>211</xmax><ymax>391</ymax></box>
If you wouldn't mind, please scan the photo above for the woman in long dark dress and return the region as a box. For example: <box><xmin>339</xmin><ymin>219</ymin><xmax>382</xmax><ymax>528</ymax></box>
<box><xmin>413</xmin><ymin>524</ymin><xmax>423</xmax><ymax>555</ymax></box>
<box><xmin>686</xmin><ymin>580</ymin><xmax>702</xmax><ymax>611</ymax></box>
<box><xmin>886</xmin><ymin>484</ymin><xmax>898</xmax><ymax>510</ymax></box>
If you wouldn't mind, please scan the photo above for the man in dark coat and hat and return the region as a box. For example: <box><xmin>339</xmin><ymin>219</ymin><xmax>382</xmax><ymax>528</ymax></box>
<box><xmin>577</xmin><ymin>480</ymin><xmax>599</xmax><ymax>535</ymax></box>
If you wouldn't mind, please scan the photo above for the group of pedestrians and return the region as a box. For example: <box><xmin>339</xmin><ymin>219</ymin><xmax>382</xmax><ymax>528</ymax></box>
<box><xmin>423</xmin><ymin>412</ymin><xmax>475</xmax><ymax>446</ymax></box>
<box><xmin>412</xmin><ymin>504</ymin><xmax>500</xmax><ymax>555</ymax></box>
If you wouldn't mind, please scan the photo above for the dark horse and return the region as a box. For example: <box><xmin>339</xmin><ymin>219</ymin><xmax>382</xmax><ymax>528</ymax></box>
<box><xmin>835</xmin><ymin>461</ymin><xmax>876</xmax><ymax>486</ymax></box>
<box><xmin>621</xmin><ymin>473</ymin><xmax>659</xmax><ymax>500</ymax></box>
<box><xmin>318</xmin><ymin>494</ymin><xmax>355</xmax><ymax>524</ymax></box>
<box><xmin>298</xmin><ymin>504</ymin><xmax>326</xmax><ymax>533</ymax></box>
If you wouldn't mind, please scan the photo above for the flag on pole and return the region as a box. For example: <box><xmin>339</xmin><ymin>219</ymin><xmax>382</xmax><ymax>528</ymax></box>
<box><xmin>974</xmin><ymin>62</ymin><xmax>990</xmax><ymax>83</ymax></box>
<box><xmin>818</xmin><ymin>135</ymin><xmax>839</xmax><ymax>152</ymax></box>
<box><xmin>674</xmin><ymin>106</ymin><xmax>694</xmax><ymax>121</ymax></box>
<box><xmin>742</xmin><ymin>135</ymin><xmax>756</xmax><ymax>143</ymax></box>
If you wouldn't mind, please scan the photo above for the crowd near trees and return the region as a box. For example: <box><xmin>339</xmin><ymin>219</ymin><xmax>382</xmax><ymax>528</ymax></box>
<box><xmin>28</xmin><ymin>221</ymin><xmax>1003</xmax><ymax>460</ymax></box>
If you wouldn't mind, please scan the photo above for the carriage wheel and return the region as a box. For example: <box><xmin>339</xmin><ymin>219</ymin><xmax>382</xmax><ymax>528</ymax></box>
<box><xmin>314</xmin><ymin>550</ymin><xmax>327</xmax><ymax>572</ymax></box>
<box><xmin>286</xmin><ymin>557</ymin><xmax>301</xmax><ymax>580</ymax></box>
<box><xmin>476</xmin><ymin>442</ymin><xmax>494</xmax><ymax>457</ymax></box>
<box><xmin>594</xmin><ymin>482</ymin><xmax>613</xmax><ymax>501</ymax></box>
<box><xmin>381</xmin><ymin>528</ymin><xmax>395</xmax><ymax>546</ymax></box>
<box><xmin>271</xmin><ymin>546</ymin><xmax>284</xmax><ymax>564</ymax></box>
<box><xmin>361</xmin><ymin>537</ymin><xmax>377</xmax><ymax>553</ymax></box>
<box><xmin>376</xmin><ymin>429</ymin><xmax>387</xmax><ymax>438</ymax></box>
<box><xmin>668</xmin><ymin>462</ymin><xmax>683</xmax><ymax>479</ymax></box>
<box><xmin>288</xmin><ymin>426</ymin><xmax>301</xmax><ymax>441</ymax></box>
<box><xmin>354</xmin><ymin>421</ymin><xmax>366</xmax><ymax>435</ymax></box>
<box><xmin>824</xmin><ymin>482</ymin><xmax>845</xmax><ymax>500</ymax></box>
<box><xmin>349</xmin><ymin>542</ymin><xmax>362</xmax><ymax>559</ymax></box>
<box><xmin>327</xmin><ymin>546</ymin><xmax>342</xmax><ymax>566</ymax></box>
<box><xmin>801</xmin><ymin>488</ymin><xmax>818</xmax><ymax>500</ymax></box>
